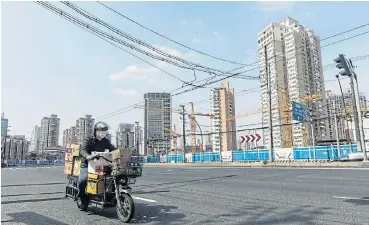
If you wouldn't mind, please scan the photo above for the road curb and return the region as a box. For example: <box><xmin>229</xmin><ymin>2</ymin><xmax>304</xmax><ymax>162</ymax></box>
<box><xmin>143</xmin><ymin>161</ymin><xmax>369</xmax><ymax>168</ymax></box>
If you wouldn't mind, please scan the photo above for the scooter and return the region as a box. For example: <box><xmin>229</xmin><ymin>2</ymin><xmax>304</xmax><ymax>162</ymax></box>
<box><xmin>65</xmin><ymin>154</ymin><xmax>143</xmax><ymax>223</ymax></box>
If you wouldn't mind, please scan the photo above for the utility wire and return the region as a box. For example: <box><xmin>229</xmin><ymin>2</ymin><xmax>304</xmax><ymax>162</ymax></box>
<box><xmin>61</xmin><ymin>1</ymin><xmax>241</xmax><ymax>77</ymax></box>
<box><xmin>35</xmin><ymin>1</ymin><xmax>369</xmax><ymax>120</ymax></box>
<box><xmin>173</xmin><ymin>31</ymin><xmax>369</xmax><ymax>96</ymax></box>
<box><xmin>96</xmin><ymin>1</ymin><xmax>249</xmax><ymax>66</ymax></box>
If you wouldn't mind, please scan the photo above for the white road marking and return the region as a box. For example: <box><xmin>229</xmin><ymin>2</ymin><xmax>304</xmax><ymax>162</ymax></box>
<box><xmin>333</xmin><ymin>196</ymin><xmax>369</xmax><ymax>201</ymax></box>
<box><xmin>132</xmin><ymin>196</ymin><xmax>157</xmax><ymax>203</ymax></box>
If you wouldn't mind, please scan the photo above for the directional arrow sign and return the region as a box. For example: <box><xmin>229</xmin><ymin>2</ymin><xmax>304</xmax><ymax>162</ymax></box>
<box><xmin>240</xmin><ymin>136</ymin><xmax>246</xmax><ymax>143</ymax></box>
<box><xmin>250</xmin><ymin>134</ymin><xmax>256</xmax><ymax>142</ymax></box>
<box><xmin>255</xmin><ymin>134</ymin><xmax>261</xmax><ymax>142</ymax></box>
<box><xmin>245</xmin><ymin>135</ymin><xmax>251</xmax><ymax>143</ymax></box>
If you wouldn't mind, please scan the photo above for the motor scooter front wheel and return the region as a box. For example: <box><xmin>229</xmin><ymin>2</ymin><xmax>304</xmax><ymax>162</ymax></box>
<box><xmin>116</xmin><ymin>193</ymin><xmax>135</xmax><ymax>223</ymax></box>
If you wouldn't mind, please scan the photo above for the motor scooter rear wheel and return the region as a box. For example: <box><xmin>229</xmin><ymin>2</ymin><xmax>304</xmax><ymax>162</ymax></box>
<box><xmin>116</xmin><ymin>193</ymin><xmax>134</xmax><ymax>223</ymax></box>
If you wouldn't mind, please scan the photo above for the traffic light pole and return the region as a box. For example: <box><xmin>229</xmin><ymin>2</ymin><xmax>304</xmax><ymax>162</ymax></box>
<box><xmin>334</xmin><ymin>54</ymin><xmax>364</xmax><ymax>155</ymax></box>
<box><xmin>349</xmin><ymin>76</ymin><xmax>362</xmax><ymax>152</ymax></box>
<box><xmin>352</xmin><ymin>72</ymin><xmax>367</xmax><ymax>161</ymax></box>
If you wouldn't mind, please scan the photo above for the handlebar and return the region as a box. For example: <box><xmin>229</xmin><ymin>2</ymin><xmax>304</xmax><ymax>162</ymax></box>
<box><xmin>92</xmin><ymin>154</ymin><xmax>112</xmax><ymax>163</ymax></box>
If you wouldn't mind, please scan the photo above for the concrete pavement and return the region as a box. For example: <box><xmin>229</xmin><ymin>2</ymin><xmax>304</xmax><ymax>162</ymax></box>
<box><xmin>1</xmin><ymin>166</ymin><xmax>369</xmax><ymax>224</ymax></box>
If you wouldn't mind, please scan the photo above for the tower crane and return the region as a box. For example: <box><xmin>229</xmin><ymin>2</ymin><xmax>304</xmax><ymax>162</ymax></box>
<box><xmin>163</xmin><ymin>127</ymin><xmax>181</xmax><ymax>154</ymax></box>
<box><xmin>187</xmin><ymin>102</ymin><xmax>213</xmax><ymax>153</ymax></box>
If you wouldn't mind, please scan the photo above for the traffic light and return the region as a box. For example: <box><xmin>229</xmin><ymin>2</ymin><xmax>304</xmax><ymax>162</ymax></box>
<box><xmin>334</xmin><ymin>54</ymin><xmax>352</xmax><ymax>76</ymax></box>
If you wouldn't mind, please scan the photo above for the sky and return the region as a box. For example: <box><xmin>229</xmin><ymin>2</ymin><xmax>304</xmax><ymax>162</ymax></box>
<box><xmin>1</xmin><ymin>1</ymin><xmax>369</xmax><ymax>145</ymax></box>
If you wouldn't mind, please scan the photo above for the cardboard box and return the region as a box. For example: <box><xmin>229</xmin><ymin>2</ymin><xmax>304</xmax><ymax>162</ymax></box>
<box><xmin>112</xmin><ymin>148</ymin><xmax>132</xmax><ymax>170</ymax></box>
<box><xmin>71</xmin><ymin>144</ymin><xmax>81</xmax><ymax>157</ymax></box>
<box><xmin>87</xmin><ymin>165</ymin><xmax>107</xmax><ymax>175</ymax></box>
<box><xmin>72</xmin><ymin>158</ymin><xmax>81</xmax><ymax>176</ymax></box>
<box><xmin>65</xmin><ymin>153</ymin><xmax>73</xmax><ymax>162</ymax></box>
<box><xmin>64</xmin><ymin>162</ymin><xmax>73</xmax><ymax>175</ymax></box>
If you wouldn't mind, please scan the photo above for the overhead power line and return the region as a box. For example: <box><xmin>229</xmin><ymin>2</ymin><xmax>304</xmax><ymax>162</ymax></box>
<box><xmin>34</xmin><ymin>1</ymin><xmax>369</xmax><ymax>120</ymax></box>
<box><xmin>61</xmin><ymin>1</ymin><xmax>242</xmax><ymax>77</ymax></box>
<box><xmin>96</xmin><ymin>1</ymin><xmax>249</xmax><ymax>66</ymax></box>
<box><xmin>172</xmin><ymin>31</ymin><xmax>369</xmax><ymax>96</ymax></box>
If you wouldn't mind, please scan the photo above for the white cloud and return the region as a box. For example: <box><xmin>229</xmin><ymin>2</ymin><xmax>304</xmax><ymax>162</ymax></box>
<box><xmin>192</xmin><ymin>37</ymin><xmax>210</xmax><ymax>44</ymax></box>
<box><xmin>109</xmin><ymin>45</ymin><xmax>198</xmax><ymax>88</ymax></box>
<box><xmin>112</xmin><ymin>88</ymin><xmax>140</xmax><ymax>96</ymax></box>
<box><xmin>252</xmin><ymin>1</ymin><xmax>295</xmax><ymax>12</ymax></box>
<box><xmin>109</xmin><ymin>65</ymin><xmax>158</xmax><ymax>81</ymax></box>
<box><xmin>139</xmin><ymin>45</ymin><xmax>195</xmax><ymax>60</ymax></box>
<box><xmin>213</xmin><ymin>31</ymin><xmax>228</xmax><ymax>41</ymax></box>
<box><xmin>180</xmin><ymin>19</ymin><xmax>203</xmax><ymax>25</ymax></box>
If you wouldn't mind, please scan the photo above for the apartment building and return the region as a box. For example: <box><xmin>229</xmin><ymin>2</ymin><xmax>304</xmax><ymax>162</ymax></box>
<box><xmin>116</xmin><ymin>123</ymin><xmax>135</xmax><ymax>149</ymax></box>
<box><xmin>258</xmin><ymin>17</ymin><xmax>327</xmax><ymax>148</ymax></box>
<box><xmin>210</xmin><ymin>82</ymin><xmax>237</xmax><ymax>152</ymax></box>
<box><xmin>143</xmin><ymin>92</ymin><xmax>172</xmax><ymax>155</ymax></box>
<box><xmin>325</xmin><ymin>89</ymin><xmax>367</xmax><ymax>141</ymax></box>
<box><xmin>30</xmin><ymin>125</ymin><xmax>41</xmax><ymax>153</ymax></box>
<box><xmin>63</xmin><ymin>126</ymin><xmax>77</xmax><ymax>147</ymax></box>
<box><xmin>40</xmin><ymin>114</ymin><xmax>60</xmax><ymax>155</ymax></box>
<box><xmin>76</xmin><ymin>115</ymin><xmax>95</xmax><ymax>144</ymax></box>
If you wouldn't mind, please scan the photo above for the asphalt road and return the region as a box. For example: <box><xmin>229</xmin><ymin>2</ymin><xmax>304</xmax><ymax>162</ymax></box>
<box><xmin>1</xmin><ymin>166</ymin><xmax>369</xmax><ymax>225</ymax></box>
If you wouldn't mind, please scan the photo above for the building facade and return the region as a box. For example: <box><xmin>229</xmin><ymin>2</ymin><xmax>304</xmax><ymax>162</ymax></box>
<box><xmin>210</xmin><ymin>82</ymin><xmax>237</xmax><ymax>152</ymax></box>
<box><xmin>3</xmin><ymin>135</ymin><xmax>29</xmax><ymax>161</ymax></box>
<box><xmin>258</xmin><ymin>17</ymin><xmax>327</xmax><ymax>148</ymax></box>
<box><xmin>1</xmin><ymin>113</ymin><xmax>9</xmax><ymax>139</ymax></box>
<box><xmin>76</xmin><ymin>115</ymin><xmax>95</xmax><ymax>144</ymax></box>
<box><xmin>63</xmin><ymin>126</ymin><xmax>77</xmax><ymax>147</ymax></box>
<box><xmin>143</xmin><ymin>92</ymin><xmax>172</xmax><ymax>155</ymax></box>
<box><xmin>40</xmin><ymin>114</ymin><xmax>60</xmax><ymax>155</ymax></box>
<box><xmin>116</xmin><ymin>123</ymin><xmax>135</xmax><ymax>149</ymax></box>
<box><xmin>30</xmin><ymin>125</ymin><xmax>41</xmax><ymax>153</ymax></box>
<box><xmin>325</xmin><ymin>89</ymin><xmax>367</xmax><ymax>141</ymax></box>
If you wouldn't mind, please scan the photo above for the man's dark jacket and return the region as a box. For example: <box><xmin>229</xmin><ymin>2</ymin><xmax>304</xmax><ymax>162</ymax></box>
<box><xmin>79</xmin><ymin>136</ymin><xmax>116</xmax><ymax>168</ymax></box>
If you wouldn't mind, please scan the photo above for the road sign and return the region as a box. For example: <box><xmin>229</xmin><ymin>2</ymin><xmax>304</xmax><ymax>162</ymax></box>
<box><xmin>241</xmin><ymin>134</ymin><xmax>261</xmax><ymax>143</ymax></box>
<box><xmin>245</xmin><ymin>135</ymin><xmax>251</xmax><ymax>142</ymax></box>
<box><xmin>363</xmin><ymin>111</ymin><xmax>369</xmax><ymax>119</ymax></box>
<box><xmin>255</xmin><ymin>134</ymin><xmax>261</xmax><ymax>142</ymax></box>
<box><xmin>292</xmin><ymin>101</ymin><xmax>307</xmax><ymax>122</ymax></box>
<box><xmin>240</xmin><ymin>136</ymin><xmax>246</xmax><ymax>144</ymax></box>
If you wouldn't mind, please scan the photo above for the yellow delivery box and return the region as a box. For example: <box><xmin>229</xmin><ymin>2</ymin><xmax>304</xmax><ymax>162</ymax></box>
<box><xmin>86</xmin><ymin>173</ymin><xmax>105</xmax><ymax>195</ymax></box>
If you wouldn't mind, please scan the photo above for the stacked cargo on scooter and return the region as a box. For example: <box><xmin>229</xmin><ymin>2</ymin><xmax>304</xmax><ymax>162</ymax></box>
<box><xmin>87</xmin><ymin>151</ymin><xmax>112</xmax><ymax>175</ymax></box>
<box><xmin>64</xmin><ymin>144</ymin><xmax>81</xmax><ymax>176</ymax></box>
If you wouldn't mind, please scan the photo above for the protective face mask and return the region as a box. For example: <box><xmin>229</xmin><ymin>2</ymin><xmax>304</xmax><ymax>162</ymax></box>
<box><xmin>96</xmin><ymin>131</ymin><xmax>107</xmax><ymax>140</ymax></box>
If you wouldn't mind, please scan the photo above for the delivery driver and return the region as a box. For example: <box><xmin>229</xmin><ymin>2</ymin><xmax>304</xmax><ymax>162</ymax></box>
<box><xmin>77</xmin><ymin>121</ymin><xmax>117</xmax><ymax>202</ymax></box>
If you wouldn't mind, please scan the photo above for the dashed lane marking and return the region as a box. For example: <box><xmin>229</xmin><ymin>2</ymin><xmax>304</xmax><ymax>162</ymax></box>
<box><xmin>132</xmin><ymin>196</ymin><xmax>157</xmax><ymax>203</ymax></box>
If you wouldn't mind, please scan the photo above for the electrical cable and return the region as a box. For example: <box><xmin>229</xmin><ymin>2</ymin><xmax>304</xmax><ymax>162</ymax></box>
<box><xmin>61</xmin><ymin>1</ymin><xmax>241</xmax><ymax>77</ymax></box>
<box><xmin>34</xmin><ymin>1</ymin><xmax>369</xmax><ymax>120</ymax></box>
<box><xmin>96</xmin><ymin>1</ymin><xmax>250</xmax><ymax>66</ymax></box>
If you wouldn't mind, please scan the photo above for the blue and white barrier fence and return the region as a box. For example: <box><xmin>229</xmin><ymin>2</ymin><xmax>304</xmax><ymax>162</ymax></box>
<box><xmin>2</xmin><ymin>145</ymin><xmax>358</xmax><ymax>166</ymax></box>
<box><xmin>148</xmin><ymin>144</ymin><xmax>358</xmax><ymax>163</ymax></box>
